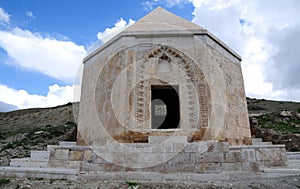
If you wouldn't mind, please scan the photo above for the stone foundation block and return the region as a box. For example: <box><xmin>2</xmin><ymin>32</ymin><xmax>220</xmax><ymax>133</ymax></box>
<box><xmin>165</xmin><ymin>152</ymin><xmax>190</xmax><ymax>164</ymax></box>
<box><xmin>241</xmin><ymin>162</ymin><xmax>260</xmax><ymax>172</ymax></box>
<box><xmin>190</xmin><ymin>152</ymin><xmax>203</xmax><ymax>162</ymax></box>
<box><xmin>59</xmin><ymin>141</ymin><xmax>76</xmax><ymax>146</ymax></box>
<box><xmin>202</xmin><ymin>152</ymin><xmax>225</xmax><ymax>163</ymax></box>
<box><xmin>182</xmin><ymin>142</ymin><xmax>208</xmax><ymax>153</ymax></box>
<box><xmin>207</xmin><ymin>142</ymin><xmax>229</xmax><ymax>152</ymax></box>
<box><xmin>84</xmin><ymin>149</ymin><xmax>93</xmax><ymax>161</ymax></box>
<box><xmin>91</xmin><ymin>153</ymin><xmax>109</xmax><ymax>164</ymax></box>
<box><xmin>191</xmin><ymin>151</ymin><xmax>224</xmax><ymax>163</ymax></box>
<box><xmin>30</xmin><ymin>151</ymin><xmax>50</xmax><ymax>161</ymax></box>
<box><xmin>66</xmin><ymin>161</ymin><xmax>81</xmax><ymax>169</ymax></box>
<box><xmin>10</xmin><ymin>160</ymin><xmax>48</xmax><ymax>168</ymax></box>
<box><xmin>222</xmin><ymin>163</ymin><xmax>242</xmax><ymax>172</ymax></box>
<box><xmin>173</xmin><ymin>143</ymin><xmax>185</xmax><ymax>152</ymax></box>
<box><xmin>262</xmin><ymin>160</ymin><xmax>286</xmax><ymax>167</ymax></box>
<box><xmin>194</xmin><ymin>163</ymin><xmax>222</xmax><ymax>173</ymax></box>
<box><xmin>69</xmin><ymin>150</ymin><xmax>83</xmax><ymax>161</ymax></box>
<box><xmin>158</xmin><ymin>163</ymin><xmax>194</xmax><ymax>173</ymax></box>
<box><xmin>241</xmin><ymin>149</ymin><xmax>256</xmax><ymax>162</ymax></box>
<box><xmin>123</xmin><ymin>164</ymin><xmax>159</xmax><ymax>172</ymax></box>
<box><xmin>10</xmin><ymin>158</ymin><xmax>30</xmax><ymax>167</ymax></box>
<box><xmin>54</xmin><ymin>149</ymin><xmax>69</xmax><ymax>160</ymax></box>
<box><xmin>255</xmin><ymin>148</ymin><xmax>285</xmax><ymax>161</ymax></box>
<box><xmin>49</xmin><ymin>160</ymin><xmax>67</xmax><ymax>168</ymax></box>
<box><xmin>224</xmin><ymin>151</ymin><xmax>243</xmax><ymax>162</ymax></box>
<box><xmin>103</xmin><ymin>163</ymin><xmax>125</xmax><ymax>172</ymax></box>
<box><xmin>83</xmin><ymin>163</ymin><xmax>125</xmax><ymax>173</ymax></box>
<box><xmin>148</xmin><ymin>136</ymin><xmax>187</xmax><ymax>143</ymax></box>
<box><xmin>137</xmin><ymin>153</ymin><xmax>165</xmax><ymax>165</ymax></box>
<box><xmin>150</xmin><ymin>143</ymin><xmax>174</xmax><ymax>153</ymax></box>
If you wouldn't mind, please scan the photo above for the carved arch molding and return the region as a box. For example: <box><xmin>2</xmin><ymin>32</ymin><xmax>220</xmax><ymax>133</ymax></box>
<box><xmin>95</xmin><ymin>43</ymin><xmax>211</xmax><ymax>141</ymax></box>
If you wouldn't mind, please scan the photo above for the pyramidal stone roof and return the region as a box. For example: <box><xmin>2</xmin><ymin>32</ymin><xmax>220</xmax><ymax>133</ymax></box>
<box><xmin>84</xmin><ymin>7</ymin><xmax>241</xmax><ymax>62</ymax></box>
<box><xmin>124</xmin><ymin>6</ymin><xmax>206</xmax><ymax>32</ymax></box>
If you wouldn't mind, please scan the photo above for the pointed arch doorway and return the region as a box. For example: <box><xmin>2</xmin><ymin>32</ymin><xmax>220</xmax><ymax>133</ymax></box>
<box><xmin>151</xmin><ymin>85</ymin><xmax>180</xmax><ymax>129</ymax></box>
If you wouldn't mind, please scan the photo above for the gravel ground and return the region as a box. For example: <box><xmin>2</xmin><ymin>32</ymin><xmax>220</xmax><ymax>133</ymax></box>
<box><xmin>0</xmin><ymin>175</ymin><xmax>299</xmax><ymax>189</ymax></box>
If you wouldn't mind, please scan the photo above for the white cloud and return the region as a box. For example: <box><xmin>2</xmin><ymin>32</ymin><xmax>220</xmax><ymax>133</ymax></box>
<box><xmin>0</xmin><ymin>27</ymin><xmax>86</xmax><ymax>82</ymax></box>
<box><xmin>189</xmin><ymin>0</ymin><xmax>300</xmax><ymax>101</ymax></box>
<box><xmin>96</xmin><ymin>18</ymin><xmax>135</xmax><ymax>44</ymax></box>
<box><xmin>142</xmin><ymin>0</ymin><xmax>192</xmax><ymax>10</ymax></box>
<box><xmin>0</xmin><ymin>83</ymin><xmax>78</xmax><ymax>109</ymax></box>
<box><xmin>26</xmin><ymin>10</ymin><xmax>35</xmax><ymax>19</ymax></box>
<box><xmin>0</xmin><ymin>7</ymin><xmax>10</xmax><ymax>23</ymax></box>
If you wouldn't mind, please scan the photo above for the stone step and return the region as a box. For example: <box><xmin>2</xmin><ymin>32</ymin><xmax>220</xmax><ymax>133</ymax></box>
<box><xmin>287</xmin><ymin>160</ymin><xmax>300</xmax><ymax>168</ymax></box>
<box><xmin>10</xmin><ymin>158</ymin><xmax>48</xmax><ymax>168</ymax></box>
<box><xmin>10</xmin><ymin>158</ymin><xmax>29</xmax><ymax>166</ymax></box>
<box><xmin>148</xmin><ymin>136</ymin><xmax>187</xmax><ymax>143</ymax></box>
<box><xmin>0</xmin><ymin>167</ymin><xmax>78</xmax><ymax>180</ymax></box>
<box><xmin>30</xmin><ymin>150</ymin><xmax>50</xmax><ymax>161</ymax></box>
<box><xmin>287</xmin><ymin>152</ymin><xmax>300</xmax><ymax>160</ymax></box>
<box><xmin>263</xmin><ymin>168</ymin><xmax>300</xmax><ymax>175</ymax></box>
<box><xmin>251</xmin><ymin>138</ymin><xmax>262</xmax><ymax>144</ymax></box>
<box><xmin>251</xmin><ymin>138</ymin><xmax>272</xmax><ymax>145</ymax></box>
<box><xmin>260</xmin><ymin>142</ymin><xmax>272</xmax><ymax>145</ymax></box>
<box><xmin>59</xmin><ymin>141</ymin><xmax>76</xmax><ymax>147</ymax></box>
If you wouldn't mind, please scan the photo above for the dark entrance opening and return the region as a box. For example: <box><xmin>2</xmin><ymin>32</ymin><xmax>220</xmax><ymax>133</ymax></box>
<box><xmin>151</xmin><ymin>85</ymin><xmax>180</xmax><ymax>129</ymax></box>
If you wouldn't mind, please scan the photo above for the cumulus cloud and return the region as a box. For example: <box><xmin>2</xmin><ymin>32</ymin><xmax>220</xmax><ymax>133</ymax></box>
<box><xmin>0</xmin><ymin>14</ymin><xmax>136</xmax><ymax>109</ymax></box>
<box><xmin>0</xmin><ymin>27</ymin><xmax>86</xmax><ymax>82</ymax></box>
<box><xmin>189</xmin><ymin>0</ymin><xmax>300</xmax><ymax>101</ymax></box>
<box><xmin>0</xmin><ymin>84</ymin><xmax>78</xmax><ymax>109</ymax></box>
<box><xmin>26</xmin><ymin>10</ymin><xmax>35</xmax><ymax>19</ymax></box>
<box><xmin>0</xmin><ymin>7</ymin><xmax>85</xmax><ymax>109</ymax></box>
<box><xmin>96</xmin><ymin>18</ymin><xmax>135</xmax><ymax>43</ymax></box>
<box><xmin>142</xmin><ymin>0</ymin><xmax>192</xmax><ymax>10</ymax></box>
<box><xmin>0</xmin><ymin>7</ymin><xmax>10</xmax><ymax>23</ymax></box>
<box><xmin>87</xmin><ymin>18</ymin><xmax>135</xmax><ymax>54</ymax></box>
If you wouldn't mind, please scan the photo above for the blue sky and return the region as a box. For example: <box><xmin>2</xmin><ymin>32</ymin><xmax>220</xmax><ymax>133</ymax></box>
<box><xmin>0</xmin><ymin>0</ymin><xmax>299</xmax><ymax>111</ymax></box>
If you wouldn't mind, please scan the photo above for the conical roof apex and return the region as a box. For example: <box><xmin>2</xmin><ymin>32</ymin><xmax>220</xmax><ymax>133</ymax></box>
<box><xmin>124</xmin><ymin>6</ymin><xmax>206</xmax><ymax>32</ymax></box>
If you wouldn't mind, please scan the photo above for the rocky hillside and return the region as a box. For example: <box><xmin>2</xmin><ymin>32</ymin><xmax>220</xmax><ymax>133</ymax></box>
<box><xmin>0</xmin><ymin>103</ymin><xmax>78</xmax><ymax>166</ymax></box>
<box><xmin>0</xmin><ymin>98</ymin><xmax>300</xmax><ymax>166</ymax></box>
<box><xmin>247</xmin><ymin>98</ymin><xmax>300</xmax><ymax>151</ymax></box>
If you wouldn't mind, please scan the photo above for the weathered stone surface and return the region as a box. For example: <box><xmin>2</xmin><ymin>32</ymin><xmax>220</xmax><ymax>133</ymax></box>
<box><xmin>166</xmin><ymin>152</ymin><xmax>190</xmax><ymax>164</ymax></box>
<box><xmin>194</xmin><ymin>163</ymin><xmax>222</xmax><ymax>173</ymax></box>
<box><xmin>241</xmin><ymin>149</ymin><xmax>256</xmax><ymax>162</ymax></box>
<box><xmin>69</xmin><ymin>150</ymin><xmax>83</xmax><ymax>161</ymax></box>
<box><xmin>222</xmin><ymin>163</ymin><xmax>242</xmax><ymax>172</ymax></box>
<box><xmin>78</xmin><ymin>7</ymin><xmax>251</xmax><ymax>147</ymax></box>
<box><xmin>241</xmin><ymin>162</ymin><xmax>260</xmax><ymax>172</ymax></box>
<box><xmin>30</xmin><ymin>151</ymin><xmax>50</xmax><ymax>161</ymax></box>
<box><xmin>148</xmin><ymin>136</ymin><xmax>187</xmax><ymax>144</ymax></box>
<box><xmin>255</xmin><ymin>148</ymin><xmax>285</xmax><ymax>161</ymax></box>
<box><xmin>158</xmin><ymin>163</ymin><xmax>194</xmax><ymax>173</ymax></box>
<box><xmin>54</xmin><ymin>149</ymin><xmax>69</xmax><ymax>160</ymax></box>
<box><xmin>224</xmin><ymin>151</ymin><xmax>243</xmax><ymax>163</ymax></box>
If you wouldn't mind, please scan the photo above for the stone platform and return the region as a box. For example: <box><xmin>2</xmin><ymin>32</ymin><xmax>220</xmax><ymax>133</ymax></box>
<box><xmin>0</xmin><ymin>136</ymin><xmax>295</xmax><ymax>181</ymax></box>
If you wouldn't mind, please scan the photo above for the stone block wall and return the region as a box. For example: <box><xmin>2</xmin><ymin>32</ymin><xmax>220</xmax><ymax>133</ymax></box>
<box><xmin>46</xmin><ymin>136</ymin><xmax>287</xmax><ymax>173</ymax></box>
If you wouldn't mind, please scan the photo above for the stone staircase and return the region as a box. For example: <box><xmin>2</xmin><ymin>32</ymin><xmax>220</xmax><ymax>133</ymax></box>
<box><xmin>252</xmin><ymin>137</ymin><xmax>300</xmax><ymax>174</ymax></box>
<box><xmin>252</xmin><ymin>138</ymin><xmax>300</xmax><ymax>169</ymax></box>
<box><xmin>10</xmin><ymin>151</ymin><xmax>50</xmax><ymax>168</ymax></box>
<box><xmin>2</xmin><ymin>138</ymin><xmax>298</xmax><ymax>180</ymax></box>
<box><xmin>9</xmin><ymin>141</ymin><xmax>76</xmax><ymax>168</ymax></box>
<box><xmin>286</xmin><ymin>152</ymin><xmax>300</xmax><ymax>169</ymax></box>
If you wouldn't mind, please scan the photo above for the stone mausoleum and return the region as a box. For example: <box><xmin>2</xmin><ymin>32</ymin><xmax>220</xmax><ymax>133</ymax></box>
<box><xmin>78</xmin><ymin>6</ymin><xmax>252</xmax><ymax>146</ymax></box>
<box><xmin>0</xmin><ymin>7</ymin><xmax>288</xmax><ymax>180</ymax></box>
